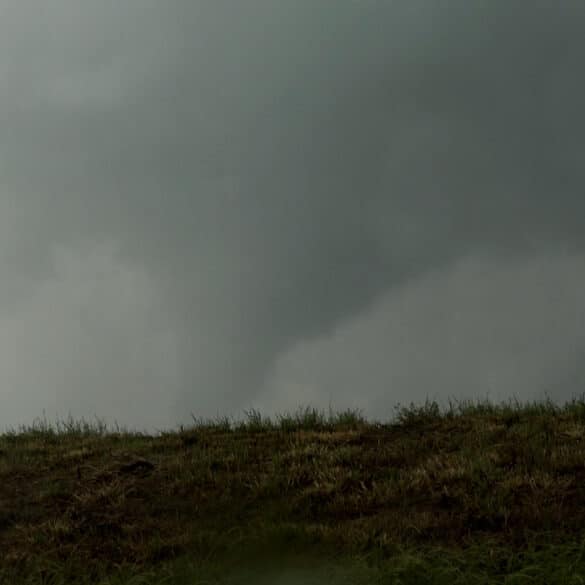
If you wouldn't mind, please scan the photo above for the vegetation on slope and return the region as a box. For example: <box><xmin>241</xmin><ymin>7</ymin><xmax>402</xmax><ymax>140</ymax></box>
<box><xmin>1</xmin><ymin>394</ymin><xmax>585</xmax><ymax>583</ymax></box>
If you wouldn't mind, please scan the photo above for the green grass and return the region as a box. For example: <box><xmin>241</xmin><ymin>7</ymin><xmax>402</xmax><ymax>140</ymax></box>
<box><xmin>2</xmin><ymin>392</ymin><xmax>585</xmax><ymax>583</ymax></box>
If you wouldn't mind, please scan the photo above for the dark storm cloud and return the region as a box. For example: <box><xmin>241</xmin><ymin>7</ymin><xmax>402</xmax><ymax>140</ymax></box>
<box><xmin>1</xmin><ymin>1</ymin><xmax>584</xmax><ymax>431</ymax></box>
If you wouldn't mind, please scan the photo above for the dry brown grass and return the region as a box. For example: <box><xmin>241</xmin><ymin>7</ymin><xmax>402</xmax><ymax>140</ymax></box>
<box><xmin>1</xmin><ymin>396</ymin><xmax>585</xmax><ymax>582</ymax></box>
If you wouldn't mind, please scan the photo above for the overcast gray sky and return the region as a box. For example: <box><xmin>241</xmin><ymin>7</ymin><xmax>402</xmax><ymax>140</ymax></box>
<box><xmin>1</xmin><ymin>1</ymin><xmax>584</xmax><ymax>434</ymax></box>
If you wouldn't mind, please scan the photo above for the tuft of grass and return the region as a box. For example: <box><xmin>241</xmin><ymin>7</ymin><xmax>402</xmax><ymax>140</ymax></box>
<box><xmin>2</xmin><ymin>394</ymin><xmax>585</xmax><ymax>583</ymax></box>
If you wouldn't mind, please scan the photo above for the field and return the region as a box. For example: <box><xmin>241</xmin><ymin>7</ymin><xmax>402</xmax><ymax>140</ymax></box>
<box><xmin>1</xmin><ymin>394</ymin><xmax>585</xmax><ymax>584</ymax></box>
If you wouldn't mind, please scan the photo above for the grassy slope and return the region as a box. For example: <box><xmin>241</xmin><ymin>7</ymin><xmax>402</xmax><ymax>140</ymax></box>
<box><xmin>1</xmin><ymin>395</ymin><xmax>585</xmax><ymax>584</ymax></box>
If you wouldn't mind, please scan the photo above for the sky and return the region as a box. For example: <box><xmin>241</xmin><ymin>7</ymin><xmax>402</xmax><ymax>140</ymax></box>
<box><xmin>1</xmin><ymin>1</ymin><xmax>584</xmax><ymax>435</ymax></box>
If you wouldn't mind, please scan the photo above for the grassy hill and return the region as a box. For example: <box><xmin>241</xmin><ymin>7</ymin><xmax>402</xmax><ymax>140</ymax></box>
<box><xmin>1</xmin><ymin>394</ymin><xmax>585</xmax><ymax>584</ymax></box>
